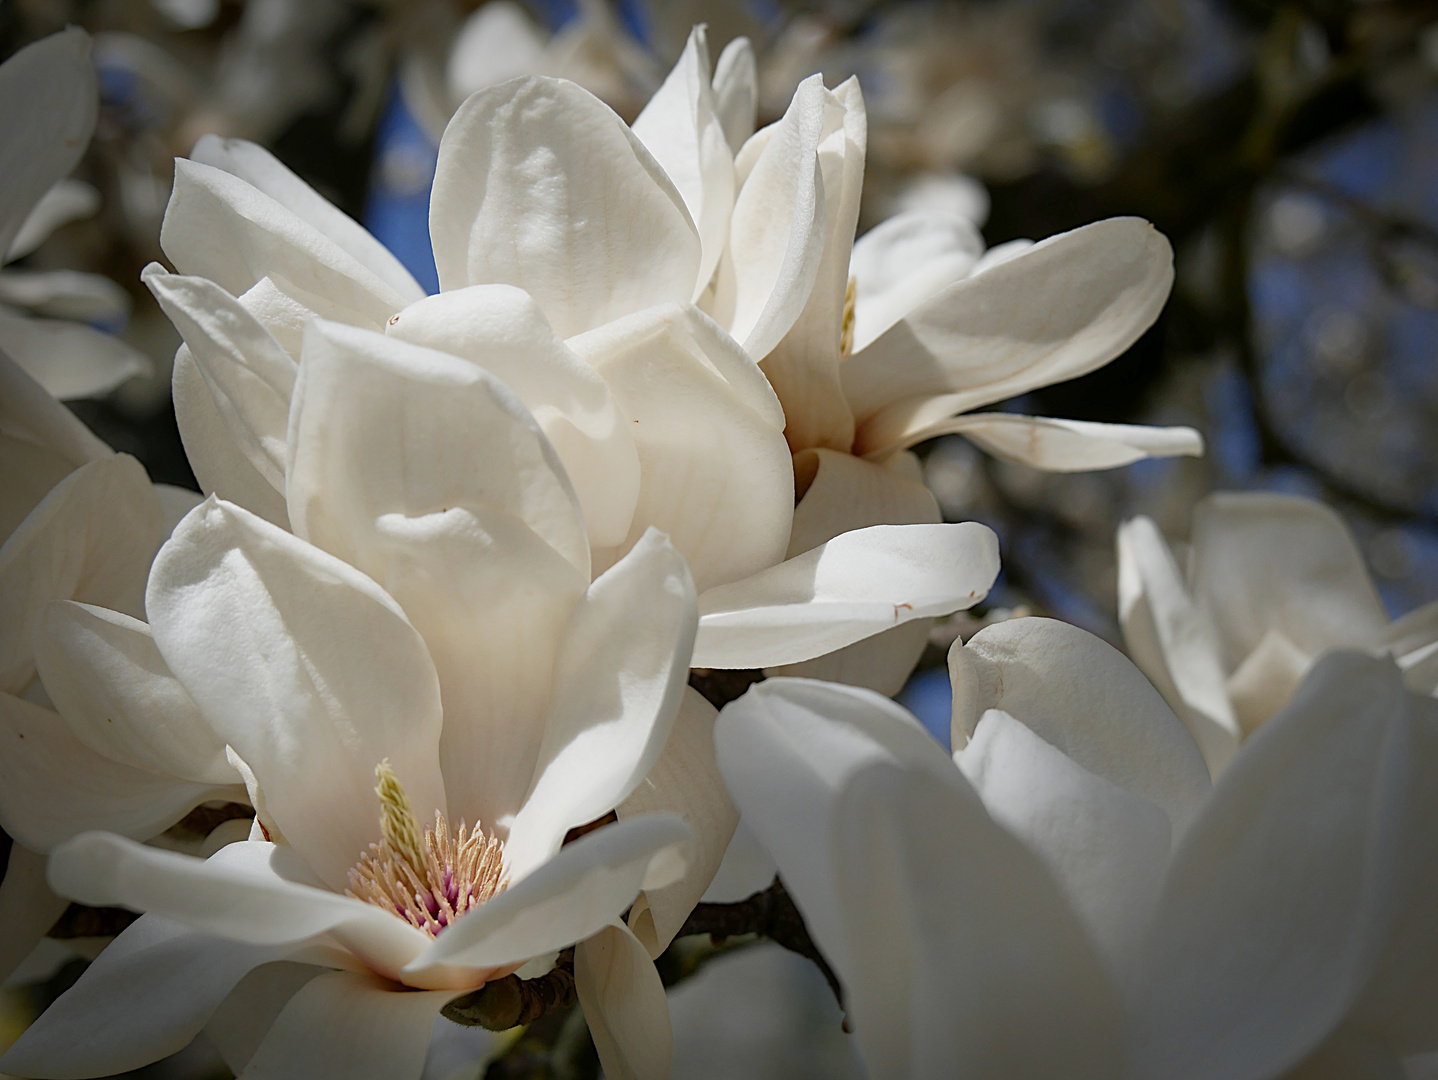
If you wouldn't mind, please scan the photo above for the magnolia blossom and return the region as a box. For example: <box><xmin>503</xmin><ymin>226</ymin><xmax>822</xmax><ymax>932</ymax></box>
<box><xmin>1119</xmin><ymin>492</ymin><xmax>1438</xmax><ymax>774</ymax></box>
<box><xmin>0</xmin><ymin>29</ymin><xmax>149</xmax><ymax>400</ymax></box>
<box><xmin>716</xmin><ymin>618</ymin><xmax>1438</xmax><ymax>1079</ymax></box>
<box><xmin>4</xmin><ymin>485</ymin><xmax>700</xmax><ymax>1080</ymax></box>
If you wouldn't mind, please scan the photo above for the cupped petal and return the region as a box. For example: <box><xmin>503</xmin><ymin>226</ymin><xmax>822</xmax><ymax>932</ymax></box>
<box><xmin>0</xmin><ymin>28</ymin><xmax>96</xmax><ymax>257</ymax></box>
<box><xmin>6</xmin><ymin>179</ymin><xmax>100</xmax><ymax>263</ymax></box>
<box><xmin>0</xmin><ymin>844</ymin><xmax>69</xmax><ymax>983</ymax></box>
<box><xmin>238</xmin><ymin>970</ymin><xmax>453</xmax><ymax>1080</ymax></box>
<box><xmin>144</xmin><ymin>265</ymin><xmax>295</xmax><ymax>492</ymax></box>
<box><xmin>146</xmin><ymin>497</ymin><xmax>448</xmax><ymax>890</ymax></box>
<box><xmin>0</xmin><ymin>453</ymin><xmax>161</xmax><ymax>694</ymax></box>
<box><xmin>844</xmin><ymin>218</ymin><xmax>1174</xmax><ymax>452</ymax></box>
<box><xmin>32</xmin><ymin>601</ymin><xmax>232</xmax><ymax>785</ymax></box>
<box><xmin>0</xmin><ymin>915</ymin><xmax>296</xmax><ymax>1079</ymax></box>
<box><xmin>848</xmin><ymin>210</ymin><xmax>984</xmax><ymax>354</ymax></box>
<box><xmin>876</xmin><ymin>412</ymin><xmax>1204</xmax><ymax>469</ymax></box>
<box><xmin>0</xmin><ymin>267</ymin><xmax>130</xmax><ymax>323</ymax></box>
<box><xmin>505</xmin><ymin>531</ymin><xmax>696</xmax><ymax>881</ymax></box>
<box><xmin>171</xmin><ymin>345</ymin><xmax>290</xmax><ymax>527</ymax></box>
<box><xmin>710</xmin><ymin>74</ymin><xmax>829</xmax><ymax>360</ymax></box>
<box><xmin>576</xmin><ymin>921</ymin><xmax>672</xmax><ymax>1080</ymax></box>
<box><xmin>1117</xmin><ymin>516</ymin><xmax>1241</xmax><ymax>776</ymax></box>
<box><xmin>161</xmin><ymin>159</ymin><xmax>407</xmax><ymax>328</ymax></box>
<box><xmin>403</xmin><ymin>814</ymin><xmax>691</xmax><ymax>974</ymax></box>
<box><xmin>711</xmin><ymin>36</ymin><xmax>757</xmax><ymax>153</ymax></box>
<box><xmin>0</xmin><ymin>309</ymin><xmax>149</xmax><ymax>401</ymax></box>
<box><xmin>616</xmin><ymin>688</ymin><xmax>733</xmax><ymax>958</ymax></box>
<box><xmin>0</xmin><ymin>692</ymin><xmax>231</xmax><ymax>852</ymax></box>
<box><xmin>1128</xmin><ymin>654</ymin><xmax>1424</xmax><ymax>1080</ymax></box>
<box><xmin>189</xmin><ymin>135</ymin><xmax>424</xmax><ymax>306</ymax></box>
<box><xmin>431</xmin><ymin>75</ymin><xmax>700</xmax><ymax>336</ymax></box>
<box><xmin>1187</xmin><ymin>492</ymin><xmax>1390</xmax><ymax>671</ymax></box>
<box><xmin>568</xmin><ymin>302</ymin><xmax>792</xmax><ymax>592</ymax></box>
<box><xmin>949</xmin><ymin>617</ymin><xmax>1210</xmax><ymax>831</ymax></box>
<box><xmin>385</xmin><ymin>284</ymin><xmax>640</xmax><ymax>549</ymax></box>
<box><xmin>0</xmin><ymin>348</ymin><xmax>111</xmax><ymax>468</ymax></box>
<box><xmin>632</xmin><ymin>25</ymin><xmax>735</xmax><ymax>299</ymax></box>
<box><xmin>693</xmin><ymin>522</ymin><xmax>999</xmax><ymax>670</ymax></box>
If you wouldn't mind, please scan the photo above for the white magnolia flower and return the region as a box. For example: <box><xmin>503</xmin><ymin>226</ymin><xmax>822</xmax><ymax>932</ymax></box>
<box><xmin>1119</xmin><ymin>492</ymin><xmax>1438</xmax><ymax>774</ymax></box>
<box><xmin>0</xmin><ymin>29</ymin><xmax>150</xmax><ymax>400</ymax></box>
<box><xmin>4</xmin><ymin>489</ymin><xmax>699</xmax><ymax>1080</ymax></box>
<box><xmin>716</xmin><ymin>618</ymin><xmax>1438</xmax><ymax>1079</ymax></box>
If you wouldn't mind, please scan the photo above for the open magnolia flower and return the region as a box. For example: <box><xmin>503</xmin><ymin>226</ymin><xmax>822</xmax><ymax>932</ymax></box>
<box><xmin>716</xmin><ymin>618</ymin><xmax>1438</xmax><ymax>1079</ymax></box>
<box><xmin>0</xmin><ymin>28</ymin><xmax>149</xmax><ymax>400</ymax></box>
<box><xmin>3</xmin><ymin>490</ymin><xmax>698</xmax><ymax>1080</ymax></box>
<box><xmin>1119</xmin><ymin>492</ymin><xmax>1438</xmax><ymax>774</ymax></box>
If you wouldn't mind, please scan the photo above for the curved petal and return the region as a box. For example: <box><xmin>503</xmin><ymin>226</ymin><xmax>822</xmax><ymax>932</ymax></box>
<box><xmin>403</xmin><ymin>814</ymin><xmax>692</xmax><ymax>974</ymax></box>
<box><xmin>844</xmin><ymin>218</ymin><xmax>1174</xmax><ymax>453</ymax></box>
<box><xmin>385</xmin><ymin>284</ymin><xmax>640</xmax><ymax>549</ymax></box>
<box><xmin>171</xmin><ymin>345</ymin><xmax>290</xmax><ymax>526</ymax></box>
<box><xmin>576</xmin><ymin>921</ymin><xmax>672</xmax><ymax>1080</ymax></box>
<box><xmin>0</xmin><ymin>348</ymin><xmax>111</xmax><ymax>468</ymax></box>
<box><xmin>711</xmin><ymin>36</ymin><xmax>757</xmax><ymax>158</ymax></box>
<box><xmin>949</xmin><ymin>617</ymin><xmax>1210</xmax><ymax>831</ymax></box>
<box><xmin>0</xmin><ymin>454</ymin><xmax>161</xmax><ymax>694</ymax></box>
<box><xmin>693</xmin><ymin>522</ymin><xmax>999</xmax><ymax>670</ymax></box>
<box><xmin>1127</xmin><ymin>654</ymin><xmax>1423</xmax><ymax>1080</ymax></box>
<box><xmin>848</xmin><ymin>211</ymin><xmax>984</xmax><ymax>354</ymax></box>
<box><xmin>146</xmin><ymin>498</ymin><xmax>447</xmax><ymax>890</ymax></box>
<box><xmin>32</xmin><ymin>601</ymin><xmax>232</xmax><ymax>785</ymax></box>
<box><xmin>204</xmin><ymin>961</ymin><xmax>329</xmax><ymax>1075</ymax></box>
<box><xmin>0</xmin><ymin>432</ymin><xmax>74</xmax><ymax>544</ymax></box>
<box><xmin>569</xmin><ymin>303</ymin><xmax>792</xmax><ymax>592</ymax></box>
<box><xmin>0</xmin><ymin>692</ymin><xmax>230</xmax><ymax>852</ymax></box>
<box><xmin>879</xmin><ymin>412</ymin><xmax>1205</xmax><ymax>469</ymax></box>
<box><xmin>0</xmin><ymin>309</ymin><xmax>149</xmax><ymax>401</ymax></box>
<box><xmin>430</xmin><ymin>76</ymin><xmax>699</xmax><ymax>336</ymax></box>
<box><xmin>189</xmin><ymin>135</ymin><xmax>424</xmax><ymax>305</ymax></box>
<box><xmin>505</xmin><ymin>531</ymin><xmax>696</xmax><ymax>881</ymax></box>
<box><xmin>6</xmin><ymin>179</ymin><xmax>100</xmax><ymax>262</ymax></box>
<box><xmin>238</xmin><ymin>970</ymin><xmax>453</xmax><ymax>1080</ymax></box>
<box><xmin>0</xmin><ymin>28</ymin><xmax>96</xmax><ymax>258</ymax></box>
<box><xmin>1188</xmin><ymin>492</ymin><xmax>1389</xmax><ymax>671</ymax></box>
<box><xmin>632</xmin><ymin>25</ymin><xmax>734</xmax><ymax>299</ymax></box>
<box><xmin>0</xmin><ymin>267</ymin><xmax>130</xmax><ymax>323</ymax></box>
<box><xmin>0</xmin><ymin>844</ymin><xmax>69</xmax><ymax>983</ymax></box>
<box><xmin>1117</xmin><ymin>516</ymin><xmax>1240</xmax><ymax>776</ymax></box>
<box><xmin>616</xmin><ymin>688</ymin><xmax>733</xmax><ymax>958</ymax></box>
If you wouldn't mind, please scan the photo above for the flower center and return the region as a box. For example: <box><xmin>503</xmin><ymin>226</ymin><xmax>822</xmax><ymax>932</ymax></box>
<box><xmin>346</xmin><ymin>760</ymin><xmax>506</xmax><ymax>936</ymax></box>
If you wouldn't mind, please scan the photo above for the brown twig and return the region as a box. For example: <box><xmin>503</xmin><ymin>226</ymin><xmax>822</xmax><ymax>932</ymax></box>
<box><xmin>444</xmin><ymin>949</ymin><xmax>578</xmax><ymax>1031</ymax></box>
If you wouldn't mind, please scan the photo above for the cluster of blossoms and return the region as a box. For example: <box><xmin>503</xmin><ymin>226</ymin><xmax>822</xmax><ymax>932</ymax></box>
<box><xmin>0</xmin><ymin>21</ymin><xmax>1433</xmax><ymax>1080</ymax></box>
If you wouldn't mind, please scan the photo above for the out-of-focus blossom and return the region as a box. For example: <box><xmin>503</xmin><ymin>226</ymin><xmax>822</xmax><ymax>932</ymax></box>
<box><xmin>4</xmin><ymin>493</ymin><xmax>697</xmax><ymax>1080</ymax></box>
<box><xmin>1119</xmin><ymin>491</ymin><xmax>1438</xmax><ymax>774</ymax></box>
<box><xmin>716</xmin><ymin>618</ymin><xmax>1438</xmax><ymax>1079</ymax></box>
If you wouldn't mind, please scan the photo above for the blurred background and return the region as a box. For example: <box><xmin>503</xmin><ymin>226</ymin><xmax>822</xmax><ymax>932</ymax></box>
<box><xmin>2</xmin><ymin>0</ymin><xmax>1436</xmax><ymax>1075</ymax></box>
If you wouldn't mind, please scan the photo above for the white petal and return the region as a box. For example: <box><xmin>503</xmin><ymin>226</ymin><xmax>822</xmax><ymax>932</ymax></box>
<box><xmin>616</xmin><ymin>688</ymin><xmax>734</xmax><ymax>958</ymax></box>
<box><xmin>1128</xmin><ymin>654</ymin><xmax>1425</xmax><ymax>1080</ymax></box>
<box><xmin>0</xmin><ymin>692</ymin><xmax>230</xmax><ymax>852</ymax></box>
<box><xmin>633</xmin><ymin>26</ymin><xmax>734</xmax><ymax>300</ymax></box>
<box><xmin>32</xmin><ymin>601</ymin><xmax>232</xmax><ymax>784</ymax></box>
<box><xmin>848</xmin><ymin>211</ymin><xmax>984</xmax><ymax>354</ymax></box>
<box><xmin>505</xmin><ymin>531</ymin><xmax>696</xmax><ymax>881</ymax></box>
<box><xmin>1117</xmin><ymin>516</ymin><xmax>1240</xmax><ymax>776</ymax></box>
<box><xmin>1227</xmin><ymin>626</ymin><xmax>1313</xmax><ymax>733</ymax></box>
<box><xmin>0</xmin><ymin>432</ymin><xmax>74</xmax><ymax>544</ymax></box>
<box><xmin>0</xmin><ymin>309</ymin><xmax>149</xmax><ymax>400</ymax></box>
<box><xmin>144</xmin><ymin>266</ymin><xmax>295</xmax><ymax>491</ymax></box>
<box><xmin>446</xmin><ymin>2</ymin><xmax>548</xmax><ymax>100</ymax></box>
<box><xmin>403</xmin><ymin>814</ymin><xmax>691</xmax><ymax>974</ymax></box>
<box><xmin>0</xmin><ymin>267</ymin><xmax>129</xmax><ymax>323</ymax></box>
<box><xmin>710</xmin><ymin>36</ymin><xmax>758</xmax><ymax>155</ymax></box>
<box><xmin>161</xmin><ymin>159</ymin><xmax>407</xmax><ymax>327</ymax></box>
<box><xmin>0</xmin><ymin>29</ymin><xmax>96</xmax><ymax>258</ymax></box>
<box><xmin>1188</xmin><ymin>492</ymin><xmax>1389</xmax><ymax>671</ymax></box>
<box><xmin>844</xmin><ymin>218</ymin><xmax>1174</xmax><ymax>455</ymax></box>
<box><xmin>693</xmin><ymin>522</ymin><xmax>999</xmax><ymax>669</ymax></box>
<box><xmin>0</xmin><ymin>454</ymin><xmax>161</xmax><ymax>694</ymax></box>
<box><xmin>0</xmin><ymin>915</ymin><xmax>294</xmax><ymax>1078</ymax></box>
<box><xmin>189</xmin><ymin>135</ymin><xmax>424</xmax><ymax>306</ymax></box>
<box><xmin>239</xmin><ymin>970</ymin><xmax>453</xmax><ymax>1080</ymax></box>
<box><xmin>146</xmin><ymin>497</ymin><xmax>448</xmax><ymax>890</ymax></box>
<box><xmin>430</xmin><ymin>76</ymin><xmax>700</xmax><ymax>336</ymax></box>
<box><xmin>6</xmin><ymin>179</ymin><xmax>100</xmax><ymax>262</ymax></box>
<box><xmin>0</xmin><ymin>348</ymin><xmax>111</xmax><ymax>468</ymax></box>
<box><xmin>569</xmin><ymin>303</ymin><xmax>792</xmax><ymax>592</ymax></box>
<box><xmin>385</xmin><ymin>284</ymin><xmax>640</xmax><ymax>549</ymax></box>
<box><xmin>204</xmin><ymin>961</ymin><xmax>328</xmax><ymax>1075</ymax></box>
<box><xmin>882</xmin><ymin>412</ymin><xmax>1204</xmax><ymax>470</ymax></box>
<box><xmin>0</xmin><ymin>844</ymin><xmax>69</xmax><ymax>983</ymax></box>
<box><xmin>576</xmin><ymin>921</ymin><xmax>672</xmax><ymax>1080</ymax></box>
<box><xmin>172</xmin><ymin>345</ymin><xmax>290</xmax><ymax>527</ymax></box>
<box><xmin>1381</xmin><ymin>599</ymin><xmax>1438</xmax><ymax>662</ymax></box>
<box><xmin>950</xmin><ymin>617</ymin><xmax>1211</xmax><ymax>831</ymax></box>
<box><xmin>699</xmin><ymin>815</ymin><xmax>776</xmax><ymax>903</ymax></box>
